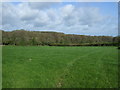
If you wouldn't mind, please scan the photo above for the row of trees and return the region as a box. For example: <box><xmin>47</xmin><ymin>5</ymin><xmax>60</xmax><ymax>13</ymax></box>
<box><xmin>1</xmin><ymin>30</ymin><xmax>120</xmax><ymax>46</ymax></box>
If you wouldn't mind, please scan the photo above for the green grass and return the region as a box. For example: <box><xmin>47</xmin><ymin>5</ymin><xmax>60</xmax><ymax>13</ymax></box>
<box><xmin>2</xmin><ymin>46</ymin><xmax>118</xmax><ymax>88</ymax></box>
<box><xmin>0</xmin><ymin>46</ymin><xmax>2</xmax><ymax>89</ymax></box>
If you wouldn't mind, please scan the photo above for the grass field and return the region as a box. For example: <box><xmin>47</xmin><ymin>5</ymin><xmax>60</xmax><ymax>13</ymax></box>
<box><xmin>2</xmin><ymin>46</ymin><xmax>118</xmax><ymax>88</ymax></box>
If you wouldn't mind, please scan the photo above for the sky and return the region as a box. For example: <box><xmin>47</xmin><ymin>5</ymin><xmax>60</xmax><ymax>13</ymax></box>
<box><xmin>1</xmin><ymin>2</ymin><xmax>118</xmax><ymax>36</ymax></box>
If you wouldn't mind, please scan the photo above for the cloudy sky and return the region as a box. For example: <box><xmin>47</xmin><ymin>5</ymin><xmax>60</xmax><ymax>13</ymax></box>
<box><xmin>1</xmin><ymin>2</ymin><xmax>118</xmax><ymax>36</ymax></box>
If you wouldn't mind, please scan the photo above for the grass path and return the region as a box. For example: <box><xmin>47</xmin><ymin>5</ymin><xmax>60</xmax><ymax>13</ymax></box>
<box><xmin>56</xmin><ymin>49</ymin><xmax>101</xmax><ymax>88</ymax></box>
<box><xmin>55</xmin><ymin>47</ymin><xmax>118</xmax><ymax>88</ymax></box>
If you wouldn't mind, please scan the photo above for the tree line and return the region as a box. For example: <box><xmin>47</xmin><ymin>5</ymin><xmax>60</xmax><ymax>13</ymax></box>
<box><xmin>1</xmin><ymin>30</ymin><xmax>120</xmax><ymax>46</ymax></box>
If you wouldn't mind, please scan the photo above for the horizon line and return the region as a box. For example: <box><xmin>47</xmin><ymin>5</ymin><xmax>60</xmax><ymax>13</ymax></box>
<box><xmin>1</xmin><ymin>29</ymin><xmax>118</xmax><ymax>37</ymax></box>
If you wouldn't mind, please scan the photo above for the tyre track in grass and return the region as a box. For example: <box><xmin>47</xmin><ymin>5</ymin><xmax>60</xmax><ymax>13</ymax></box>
<box><xmin>91</xmin><ymin>48</ymin><xmax>118</xmax><ymax>88</ymax></box>
<box><xmin>100</xmin><ymin>49</ymin><xmax>118</xmax><ymax>88</ymax></box>
<box><xmin>89</xmin><ymin>49</ymin><xmax>111</xmax><ymax>88</ymax></box>
<box><xmin>56</xmin><ymin>48</ymin><xmax>117</xmax><ymax>88</ymax></box>
<box><xmin>56</xmin><ymin>48</ymin><xmax>102</xmax><ymax>88</ymax></box>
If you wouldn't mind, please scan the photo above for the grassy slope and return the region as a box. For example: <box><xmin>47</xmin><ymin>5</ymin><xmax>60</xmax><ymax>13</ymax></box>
<box><xmin>2</xmin><ymin>46</ymin><xmax>118</xmax><ymax>88</ymax></box>
<box><xmin>0</xmin><ymin>46</ymin><xmax>2</xmax><ymax>89</ymax></box>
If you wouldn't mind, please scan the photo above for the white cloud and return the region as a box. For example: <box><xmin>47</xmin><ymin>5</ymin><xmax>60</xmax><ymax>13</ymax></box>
<box><xmin>61</xmin><ymin>4</ymin><xmax>75</xmax><ymax>16</ymax></box>
<box><xmin>1</xmin><ymin>0</ymin><xmax>119</xmax><ymax>2</ymax></box>
<box><xmin>28</xmin><ymin>2</ymin><xmax>57</xmax><ymax>10</ymax></box>
<box><xmin>2</xmin><ymin>3</ymin><xmax>18</xmax><ymax>25</ymax></box>
<box><xmin>2</xmin><ymin>2</ymin><xmax>118</xmax><ymax>36</ymax></box>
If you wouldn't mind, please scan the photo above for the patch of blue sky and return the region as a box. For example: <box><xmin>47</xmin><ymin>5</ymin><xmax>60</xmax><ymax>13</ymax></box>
<box><xmin>58</xmin><ymin>2</ymin><xmax>118</xmax><ymax>17</ymax></box>
<box><xmin>9</xmin><ymin>2</ymin><xmax>118</xmax><ymax>17</ymax></box>
<box><xmin>10</xmin><ymin>2</ymin><xmax>22</xmax><ymax>5</ymax></box>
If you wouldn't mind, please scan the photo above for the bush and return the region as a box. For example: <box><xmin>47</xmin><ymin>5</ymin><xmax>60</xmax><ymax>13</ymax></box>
<box><xmin>118</xmin><ymin>46</ymin><xmax>120</xmax><ymax>49</ymax></box>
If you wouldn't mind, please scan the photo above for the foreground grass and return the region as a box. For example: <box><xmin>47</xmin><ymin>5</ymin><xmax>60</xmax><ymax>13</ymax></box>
<box><xmin>2</xmin><ymin>46</ymin><xmax>118</xmax><ymax>88</ymax></box>
<box><xmin>0</xmin><ymin>46</ymin><xmax>2</xmax><ymax>89</ymax></box>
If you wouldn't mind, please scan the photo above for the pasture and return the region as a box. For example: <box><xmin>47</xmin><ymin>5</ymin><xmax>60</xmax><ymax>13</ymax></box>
<box><xmin>2</xmin><ymin>46</ymin><xmax>118</xmax><ymax>88</ymax></box>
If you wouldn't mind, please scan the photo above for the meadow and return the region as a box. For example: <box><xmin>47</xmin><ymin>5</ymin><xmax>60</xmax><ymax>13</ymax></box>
<box><xmin>2</xmin><ymin>46</ymin><xmax>118</xmax><ymax>88</ymax></box>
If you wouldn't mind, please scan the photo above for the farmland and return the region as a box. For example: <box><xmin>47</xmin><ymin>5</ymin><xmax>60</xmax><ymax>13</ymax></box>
<box><xmin>2</xmin><ymin>46</ymin><xmax>118</xmax><ymax>88</ymax></box>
